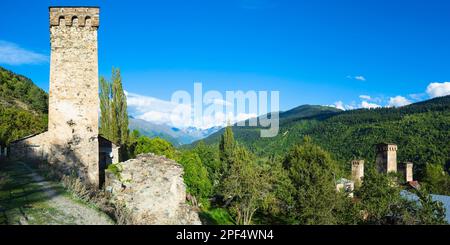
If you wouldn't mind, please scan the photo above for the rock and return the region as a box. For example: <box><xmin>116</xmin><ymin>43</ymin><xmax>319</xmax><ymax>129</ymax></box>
<box><xmin>106</xmin><ymin>153</ymin><xmax>202</xmax><ymax>225</ymax></box>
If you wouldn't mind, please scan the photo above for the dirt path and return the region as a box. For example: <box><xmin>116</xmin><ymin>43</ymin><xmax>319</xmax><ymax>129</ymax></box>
<box><xmin>0</xmin><ymin>160</ymin><xmax>113</xmax><ymax>225</ymax></box>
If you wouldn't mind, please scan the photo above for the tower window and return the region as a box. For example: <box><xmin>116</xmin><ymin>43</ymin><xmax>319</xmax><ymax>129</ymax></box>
<box><xmin>72</xmin><ymin>16</ymin><xmax>79</xmax><ymax>26</ymax></box>
<box><xmin>59</xmin><ymin>16</ymin><xmax>66</xmax><ymax>26</ymax></box>
<box><xmin>85</xmin><ymin>16</ymin><xmax>92</xmax><ymax>27</ymax></box>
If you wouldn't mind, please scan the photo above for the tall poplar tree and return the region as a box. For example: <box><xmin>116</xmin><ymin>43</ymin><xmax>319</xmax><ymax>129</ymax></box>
<box><xmin>99</xmin><ymin>68</ymin><xmax>129</xmax><ymax>146</ymax></box>
<box><xmin>219</xmin><ymin>126</ymin><xmax>235</xmax><ymax>176</ymax></box>
<box><xmin>111</xmin><ymin>68</ymin><xmax>129</xmax><ymax>145</ymax></box>
<box><xmin>99</xmin><ymin>76</ymin><xmax>111</xmax><ymax>139</ymax></box>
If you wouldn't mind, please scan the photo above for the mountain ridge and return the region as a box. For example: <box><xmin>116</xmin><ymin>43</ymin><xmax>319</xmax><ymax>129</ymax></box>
<box><xmin>193</xmin><ymin>96</ymin><xmax>450</xmax><ymax>179</ymax></box>
<box><xmin>129</xmin><ymin>117</ymin><xmax>221</xmax><ymax>146</ymax></box>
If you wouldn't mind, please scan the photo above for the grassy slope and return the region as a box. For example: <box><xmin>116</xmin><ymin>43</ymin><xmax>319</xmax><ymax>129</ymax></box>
<box><xmin>0</xmin><ymin>67</ymin><xmax>48</xmax><ymax>145</ymax></box>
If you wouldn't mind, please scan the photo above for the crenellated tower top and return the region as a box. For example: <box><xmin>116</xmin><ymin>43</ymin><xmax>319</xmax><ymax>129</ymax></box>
<box><xmin>376</xmin><ymin>143</ymin><xmax>398</xmax><ymax>152</ymax></box>
<box><xmin>49</xmin><ymin>7</ymin><xmax>100</xmax><ymax>27</ymax></box>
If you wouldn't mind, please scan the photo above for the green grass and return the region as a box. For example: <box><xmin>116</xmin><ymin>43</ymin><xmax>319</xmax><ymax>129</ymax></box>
<box><xmin>0</xmin><ymin>160</ymin><xmax>68</xmax><ymax>224</ymax></box>
<box><xmin>199</xmin><ymin>207</ymin><xmax>234</xmax><ymax>225</ymax></box>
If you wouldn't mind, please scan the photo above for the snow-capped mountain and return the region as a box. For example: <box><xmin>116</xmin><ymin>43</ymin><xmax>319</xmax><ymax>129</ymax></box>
<box><xmin>129</xmin><ymin>117</ymin><xmax>222</xmax><ymax>146</ymax></box>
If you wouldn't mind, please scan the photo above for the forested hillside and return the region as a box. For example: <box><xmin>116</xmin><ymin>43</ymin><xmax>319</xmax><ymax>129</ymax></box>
<box><xmin>198</xmin><ymin>96</ymin><xmax>450</xmax><ymax>180</ymax></box>
<box><xmin>0</xmin><ymin>67</ymin><xmax>48</xmax><ymax>145</ymax></box>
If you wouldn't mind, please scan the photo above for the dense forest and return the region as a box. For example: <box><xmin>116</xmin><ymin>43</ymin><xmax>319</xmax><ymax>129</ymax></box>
<box><xmin>0</xmin><ymin>67</ymin><xmax>48</xmax><ymax>146</ymax></box>
<box><xmin>196</xmin><ymin>97</ymin><xmax>450</xmax><ymax>190</ymax></box>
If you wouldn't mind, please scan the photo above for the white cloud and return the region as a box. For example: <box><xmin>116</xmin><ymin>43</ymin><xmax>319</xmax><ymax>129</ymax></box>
<box><xmin>330</xmin><ymin>101</ymin><xmax>355</xmax><ymax>111</ymax></box>
<box><xmin>125</xmin><ymin>91</ymin><xmax>191</xmax><ymax>127</ymax></box>
<box><xmin>126</xmin><ymin>91</ymin><xmax>260</xmax><ymax>129</ymax></box>
<box><xmin>333</xmin><ymin>101</ymin><xmax>345</xmax><ymax>110</ymax></box>
<box><xmin>355</xmin><ymin>76</ymin><xmax>366</xmax><ymax>81</ymax></box>
<box><xmin>360</xmin><ymin>101</ymin><xmax>381</xmax><ymax>109</ymax></box>
<box><xmin>359</xmin><ymin>95</ymin><xmax>371</xmax><ymax>100</ymax></box>
<box><xmin>426</xmin><ymin>82</ymin><xmax>450</xmax><ymax>98</ymax></box>
<box><xmin>388</xmin><ymin>96</ymin><xmax>412</xmax><ymax>107</ymax></box>
<box><xmin>347</xmin><ymin>75</ymin><xmax>366</xmax><ymax>81</ymax></box>
<box><xmin>0</xmin><ymin>40</ymin><xmax>48</xmax><ymax>65</ymax></box>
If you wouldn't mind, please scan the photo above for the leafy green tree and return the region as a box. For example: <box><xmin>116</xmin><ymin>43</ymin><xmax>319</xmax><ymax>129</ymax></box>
<box><xmin>99</xmin><ymin>68</ymin><xmax>129</xmax><ymax>146</ymax></box>
<box><xmin>221</xmin><ymin>145</ymin><xmax>273</xmax><ymax>225</ymax></box>
<box><xmin>412</xmin><ymin>187</ymin><xmax>447</xmax><ymax>224</ymax></box>
<box><xmin>194</xmin><ymin>141</ymin><xmax>221</xmax><ymax>188</ymax></box>
<box><xmin>259</xmin><ymin>160</ymin><xmax>296</xmax><ymax>224</ymax></box>
<box><xmin>179</xmin><ymin>151</ymin><xmax>212</xmax><ymax>207</ymax></box>
<box><xmin>134</xmin><ymin>136</ymin><xmax>176</xmax><ymax>160</ymax></box>
<box><xmin>110</xmin><ymin>68</ymin><xmax>129</xmax><ymax>145</ymax></box>
<box><xmin>0</xmin><ymin>106</ymin><xmax>47</xmax><ymax>145</ymax></box>
<box><xmin>121</xmin><ymin>129</ymin><xmax>140</xmax><ymax>160</ymax></box>
<box><xmin>0</xmin><ymin>66</ymin><xmax>48</xmax><ymax>146</ymax></box>
<box><xmin>99</xmin><ymin>76</ymin><xmax>112</xmax><ymax>140</ymax></box>
<box><xmin>423</xmin><ymin>164</ymin><xmax>450</xmax><ymax>195</ymax></box>
<box><xmin>219</xmin><ymin>126</ymin><xmax>235</xmax><ymax>176</ymax></box>
<box><xmin>98</xmin><ymin>68</ymin><xmax>130</xmax><ymax>161</ymax></box>
<box><xmin>282</xmin><ymin>137</ymin><xmax>342</xmax><ymax>225</ymax></box>
<box><xmin>356</xmin><ymin>167</ymin><xmax>448</xmax><ymax>225</ymax></box>
<box><xmin>356</xmin><ymin>168</ymin><xmax>404</xmax><ymax>224</ymax></box>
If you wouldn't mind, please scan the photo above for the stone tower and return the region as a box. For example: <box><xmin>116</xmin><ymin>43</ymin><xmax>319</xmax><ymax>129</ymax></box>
<box><xmin>351</xmin><ymin>159</ymin><xmax>364</xmax><ymax>185</ymax></box>
<box><xmin>10</xmin><ymin>6</ymin><xmax>118</xmax><ymax>188</ymax></box>
<box><xmin>375</xmin><ymin>143</ymin><xmax>398</xmax><ymax>174</ymax></box>
<box><xmin>48</xmin><ymin>7</ymin><xmax>101</xmax><ymax>186</ymax></box>
<box><xmin>400</xmin><ymin>162</ymin><xmax>414</xmax><ymax>182</ymax></box>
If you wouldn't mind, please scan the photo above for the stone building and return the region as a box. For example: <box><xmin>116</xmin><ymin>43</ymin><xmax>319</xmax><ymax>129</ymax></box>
<box><xmin>10</xmin><ymin>7</ymin><xmax>119</xmax><ymax>188</ymax></box>
<box><xmin>337</xmin><ymin>144</ymin><xmax>415</xmax><ymax>195</ymax></box>
<box><xmin>336</xmin><ymin>178</ymin><xmax>355</xmax><ymax>198</ymax></box>
<box><xmin>376</xmin><ymin>143</ymin><xmax>398</xmax><ymax>174</ymax></box>
<box><xmin>351</xmin><ymin>159</ymin><xmax>364</xmax><ymax>185</ymax></box>
<box><xmin>400</xmin><ymin>162</ymin><xmax>414</xmax><ymax>183</ymax></box>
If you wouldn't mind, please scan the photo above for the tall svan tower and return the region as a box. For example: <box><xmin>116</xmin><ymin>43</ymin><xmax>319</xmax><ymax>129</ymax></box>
<box><xmin>375</xmin><ymin>143</ymin><xmax>398</xmax><ymax>174</ymax></box>
<box><xmin>11</xmin><ymin>7</ymin><xmax>119</xmax><ymax>188</ymax></box>
<box><xmin>48</xmin><ymin>7</ymin><xmax>101</xmax><ymax>185</ymax></box>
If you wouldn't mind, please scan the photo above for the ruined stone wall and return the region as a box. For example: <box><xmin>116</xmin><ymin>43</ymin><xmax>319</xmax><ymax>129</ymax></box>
<box><xmin>105</xmin><ymin>154</ymin><xmax>202</xmax><ymax>225</ymax></box>
<box><xmin>47</xmin><ymin>7</ymin><xmax>100</xmax><ymax>186</ymax></box>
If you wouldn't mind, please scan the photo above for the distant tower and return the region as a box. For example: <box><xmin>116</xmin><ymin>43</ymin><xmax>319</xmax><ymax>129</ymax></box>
<box><xmin>375</xmin><ymin>143</ymin><xmax>398</xmax><ymax>173</ymax></box>
<box><xmin>48</xmin><ymin>7</ymin><xmax>101</xmax><ymax>186</ymax></box>
<box><xmin>351</xmin><ymin>160</ymin><xmax>364</xmax><ymax>185</ymax></box>
<box><xmin>405</xmin><ymin>162</ymin><xmax>414</xmax><ymax>182</ymax></box>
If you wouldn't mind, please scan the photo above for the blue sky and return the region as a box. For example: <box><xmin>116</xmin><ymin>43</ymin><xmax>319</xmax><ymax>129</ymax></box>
<box><xmin>1</xmin><ymin>0</ymin><xmax>450</xmax><ymax>127</ymax></box>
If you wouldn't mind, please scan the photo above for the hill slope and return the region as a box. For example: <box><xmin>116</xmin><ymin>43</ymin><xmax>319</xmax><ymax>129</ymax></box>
<box><xmin>197</xmin><ymin>97</ymin><xmax>450</xmax><ymax>178</ymax></box>
<box><xmin>0</xmin><ymin>67</ymin><xmax>48</xmax><ymax>145</ymax></box>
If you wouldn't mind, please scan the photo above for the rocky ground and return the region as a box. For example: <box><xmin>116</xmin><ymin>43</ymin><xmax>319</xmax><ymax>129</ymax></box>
<box><xmin>0</xmin><ymin>160</ymin><xmax>113</xmax><ymax>225</ymax></box>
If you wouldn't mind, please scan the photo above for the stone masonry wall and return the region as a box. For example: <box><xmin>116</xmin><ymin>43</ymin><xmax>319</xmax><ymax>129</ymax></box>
<box><xmin>47</xmin><ymin>7</ymin><xmax>100</xmax><ymax>186</ymax></box>
<box><xmin>105</xmin><ymin>154</ymin><xmax>202</xmax><ymax>225</ymax></box>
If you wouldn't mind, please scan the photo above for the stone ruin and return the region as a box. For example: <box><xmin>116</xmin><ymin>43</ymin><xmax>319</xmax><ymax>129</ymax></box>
<box><xmin>105</xmin><ymin>154</ymin><xmax>202</xmax><ymax>225</ymax></box>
